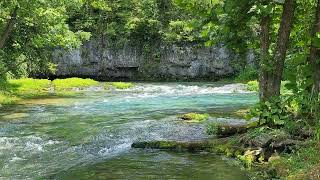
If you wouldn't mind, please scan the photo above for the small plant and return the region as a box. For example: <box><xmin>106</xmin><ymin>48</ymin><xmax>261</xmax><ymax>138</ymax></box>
<box><xmin>179</xmin><ymin>113</ymin><xmax>209</xmax><ymax>122</ymax></box>
<box><xmin>206</xmin><ymin>122</ymin><xmax>221</xmax><ymax>135</ymax></box>
<box><xmin>247</xmin><ymin>98</ymin><xmax>290</xmax><ymax>128</ymax></box>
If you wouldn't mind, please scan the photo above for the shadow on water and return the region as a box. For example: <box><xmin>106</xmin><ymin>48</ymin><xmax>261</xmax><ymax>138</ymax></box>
<box><xmin>52</xmin><ymin>150</ymin><xmax>250</xmax><ymax>180</ymax></box>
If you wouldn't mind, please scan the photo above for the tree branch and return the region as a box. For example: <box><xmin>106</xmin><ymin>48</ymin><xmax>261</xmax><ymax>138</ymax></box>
<box><xmin>0</xmin><ymin>6</ymin><xmax>18</xmax><ymax>49</ymax></box>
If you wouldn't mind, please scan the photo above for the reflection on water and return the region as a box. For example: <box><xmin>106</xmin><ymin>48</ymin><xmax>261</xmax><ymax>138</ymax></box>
<box><xmin>0</xmin><ymin>83</ymin><xmax>257</xmax><ymax>179</ymax></box>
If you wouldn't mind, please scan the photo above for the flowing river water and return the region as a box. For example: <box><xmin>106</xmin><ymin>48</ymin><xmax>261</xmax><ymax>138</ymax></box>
<box><xmin>0</xmin><ymin>82</ymin><xmax>258</xmax><ymax>180</ymax></box>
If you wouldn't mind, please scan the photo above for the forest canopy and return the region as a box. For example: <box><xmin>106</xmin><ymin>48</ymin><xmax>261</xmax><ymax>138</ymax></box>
<box><xmin>1</xmin><ymin>0</ymin><xmax>320</xmax><ymax>104</ymax></box>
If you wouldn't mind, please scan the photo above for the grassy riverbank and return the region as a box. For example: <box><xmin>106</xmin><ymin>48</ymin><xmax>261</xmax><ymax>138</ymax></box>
<box><xmin>0</xmin><ymin>78</ymin><xmax>134</xmax><ymax>105</ymax></box>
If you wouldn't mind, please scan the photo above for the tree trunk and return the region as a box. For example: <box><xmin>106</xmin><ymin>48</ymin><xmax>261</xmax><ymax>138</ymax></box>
<box><xmin>260</xmin><ymin>0</ymin><xmax>296</xmax><ymax>100</ymax></box>
<box><xmin>0</xmin><ymin>7</ymin><xmax>18</xmax><ymax>49</ymax></box>
<box><xmin>310</xmin><ymin>0</ymin><xmax>320</xmax><ymax>95</ymax></box>
<box><xmin>259</xmin><ymin>15</ymin><xmax>271</xmax><ymax>101</ymax></box>
<box><xmin>272</xmin><ymin>0</ymin><xmax>296</xmax><ymax>96</ymax></box>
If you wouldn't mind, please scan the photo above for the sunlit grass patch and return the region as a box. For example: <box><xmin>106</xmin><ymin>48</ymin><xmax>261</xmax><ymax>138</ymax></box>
<box><xmin>105</xmin><ymin>82</ymin><xmax>134</xmax><ymax>89</ymax></box>
<box><xmin>0</xmin><ymin>92</ymin><xmax>19</xmax><ymax>105</ymax></box>
<box><xmin>8</xmin><ymin>78</ymin><xmax>51</xmax><ymax>96</ymax></box>
<box><xmin>53</xmin><ymin>78</ymin><xmax>99</xmax><ymax>91</ymax></box>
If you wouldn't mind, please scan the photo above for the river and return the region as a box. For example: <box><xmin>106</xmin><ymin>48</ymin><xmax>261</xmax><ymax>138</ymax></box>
<box><xmin>0</xmin><ymin>82</ymin><xmax>258</xmax><ymax>179</ymax></box>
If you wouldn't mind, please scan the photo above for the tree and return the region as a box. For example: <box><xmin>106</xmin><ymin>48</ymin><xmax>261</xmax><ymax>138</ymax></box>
<box><xmin>309</xmin><ymin>0</ymin><xmax>320</xmax><ymax>95</ymax></box>
<box><xmin>0</xmin><ymin>0</ymin><xmax>90</xmax><ymax>78</ymax></box>
<box><xmin>0</xmin><ymin>6</ymin><xmax>18</xmax><ymax>49</ymax></box>
<box><xmin>259</xmin><ymin>0</ymin><xmax>296</xmax><ymax>100</ymax></box>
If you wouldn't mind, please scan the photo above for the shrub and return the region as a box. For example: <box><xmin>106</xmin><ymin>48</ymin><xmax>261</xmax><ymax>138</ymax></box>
<box><xmin>247</xmin><ymin>80</ymin><xmax>259</xmax><ymax>92</ymax></box>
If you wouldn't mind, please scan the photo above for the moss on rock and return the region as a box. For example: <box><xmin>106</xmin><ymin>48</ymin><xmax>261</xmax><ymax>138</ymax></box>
<box><xmin>178</xmin><ymin>113</ymin><xmax>209</xmax><ymax>122</ymax></box>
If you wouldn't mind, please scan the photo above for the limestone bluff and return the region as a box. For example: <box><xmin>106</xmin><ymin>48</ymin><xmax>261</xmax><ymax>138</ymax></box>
<box><xmin>52</xmin><ymin>39</ymin><xmax>254</xmax><ymax>81</ymax></box>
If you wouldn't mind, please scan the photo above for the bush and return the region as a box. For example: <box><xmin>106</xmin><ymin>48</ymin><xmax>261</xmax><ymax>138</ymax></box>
<box><xmin>247</xmin><ymin>80</ymin><xmax>259</xmax><ymax>92</ymax></box>
<box><xmin>53</xmin><ymin>78</ymin><xmax>99</xmax><ymax>91</ymax></box>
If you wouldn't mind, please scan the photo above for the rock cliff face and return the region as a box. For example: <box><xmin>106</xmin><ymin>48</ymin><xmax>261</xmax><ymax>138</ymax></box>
<box><xmin>52</xmin><ymin>39</ymin><xmax>239</xmax><ymax>80</ymax></box>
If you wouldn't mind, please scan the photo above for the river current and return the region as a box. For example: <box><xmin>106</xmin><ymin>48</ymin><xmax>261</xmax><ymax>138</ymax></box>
<box><xmin>0</xmin><ymin>82</ymin><xmax>258</xmax><ymax>179</ymax></box>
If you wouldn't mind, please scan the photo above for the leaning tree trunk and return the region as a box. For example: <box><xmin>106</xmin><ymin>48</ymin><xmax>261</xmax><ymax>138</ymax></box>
<box><xmin>0</xmin><ymin>7</ymin><xmax>18</xmax><ymax>49</ymax></box>
<box><xmin>309</xmin><ymin>0</ymin><xmax>320</xmax><ymax>95</ymax></box>
<box><xmin>260</xmin><ymin>0</ymin><xmax>296</xmax><ymax>101</ymax></box>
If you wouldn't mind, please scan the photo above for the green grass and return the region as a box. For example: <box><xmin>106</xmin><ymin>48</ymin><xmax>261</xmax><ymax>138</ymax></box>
<box><xmin>9</xmin><ymin>78</ymin><xmax>51</xmax><ymax>96</ymax></box>
<box><xmin>105</xmin><ymin>82</ymin><xmax>134</xmax><ymax>89</ymax></box>
<box><xmin>53</xmin><ymin>78</ymin><xmax>99</xmax><ymax>91</ymax></box>
<box><xmin>0</xmin><ymin>78</ymin><xmax>52</xmax><ymax>105</ymax></box>
<box><xmin>0</xmin><ymin>92</ymin><xmax>18</xmax><ymax>105</ymax></box>
<box><xmin>0</xmin><ymin>78</ymin><xmax>100</xmax><ymax>105</ymax></box>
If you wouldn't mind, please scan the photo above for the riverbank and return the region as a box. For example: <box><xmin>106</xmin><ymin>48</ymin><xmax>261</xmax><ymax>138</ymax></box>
<box><xmin>131</xmin><ymin>111</ymin><xmax>319</xmax><ymax>179</ymax></box>
<box><xmin>0</xmin><ymin>78</ymin><xmax>135</xmax><ymax>106</ymax></box>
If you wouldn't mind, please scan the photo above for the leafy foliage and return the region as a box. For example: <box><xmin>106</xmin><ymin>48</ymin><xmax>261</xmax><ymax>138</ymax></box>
<box><xmin>0</xmin><ymin>0</ymin><xmax>91</xmax><ymax>79</ymax></box>
<box><xmin>235</xmin><ymin>66</ymin><xmax>258</xmax><ymax>82</ymax></box>
<box><xmin>248</xmin><ymin>98</ymin><xmax>291</xmax><ymax>127</ymax></box>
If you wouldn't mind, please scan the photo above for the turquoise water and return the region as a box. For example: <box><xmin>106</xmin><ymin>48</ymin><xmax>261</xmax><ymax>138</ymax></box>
<box><xmin>0</xmin><ymin>83</ymin><xmax>258</xmax><ymax>179</ymax></box>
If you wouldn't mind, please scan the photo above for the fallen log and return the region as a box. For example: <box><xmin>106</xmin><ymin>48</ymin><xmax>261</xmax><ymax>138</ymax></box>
<box><xmin>132</xmin><ymin>140</ymin><xmax>211</xmax><ymax>152</ymax></box>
